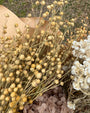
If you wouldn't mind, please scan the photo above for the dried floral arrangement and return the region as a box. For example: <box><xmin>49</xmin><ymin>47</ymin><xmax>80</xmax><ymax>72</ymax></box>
<box><xmin>0</xmin><ymin>0</ymin><xmax>89</xmax><ymax>113</ymax></box>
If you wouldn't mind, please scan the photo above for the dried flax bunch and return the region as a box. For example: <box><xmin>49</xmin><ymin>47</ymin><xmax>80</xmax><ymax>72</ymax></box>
<box><xmin>0</xmin><ymin>0</ymin><xmax>89</xmax><ymax>113</ymax></box>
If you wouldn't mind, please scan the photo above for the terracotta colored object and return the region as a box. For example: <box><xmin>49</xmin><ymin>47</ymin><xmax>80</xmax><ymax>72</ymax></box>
<box><xmin>0</xmin><ymin>5</ymin><xmax>49</xmax><ymax>38</ymax></box>
<box><xmin>0</xmin><ymin>5</ymin><xmax>62</xmax><ymax>39</ymax></box>
<box><xmin>0</xmin><ymin>5</ymin><xmax>26</xmax><ymax>37</ymax></box>
<box><xmin>0</xmin><ymin>5</ymin><xmax>49</xmax><ymax>51</ymax></box>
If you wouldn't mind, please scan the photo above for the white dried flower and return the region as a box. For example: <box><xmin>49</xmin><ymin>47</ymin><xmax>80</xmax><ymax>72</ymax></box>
<box><xmin>86</xmin><ymin>77</ymin><xmax>90</xmax><ymax>84</ymax></box>
<box><xmin>73</xmin><ymin>82</ymin><xmax>80</xmax><ymax>90</ymax></box>
<box><xmin>67</xmin><ymin>101</ymin><xmax>75</xmax><ymax>110</ymax></box>
<box><xmin>72</xmin><ymin>35</ymin><xmax>90</xmax><ymax>94</ymax></box>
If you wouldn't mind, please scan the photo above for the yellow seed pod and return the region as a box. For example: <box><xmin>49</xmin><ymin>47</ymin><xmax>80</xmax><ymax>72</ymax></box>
<box><xmin>60</xmin><ymin>12</ymin><xmax>64</xmax><ymax>15</ymax></box>
<box><xmin>41</xmin><ymin>30</ymin><xmax>45</xmax><ymax>35</ymax></box>
<box><xmin>65</xmin><ymin>1</ymin><xmax>68</xmax><ymax>4</ymax></box>
<box><xmin>22</xmin><ymin>97</ymin><xmax>27</xmax><ymax>102</ymax></box>
<box><xmin>28</xmin><ymin>76</ymin><xmax>31</xmax><ymax>80</ymax></box>
<box><xmin>1</xmin><ymin>55</ymin><xmax>5</xmax><ymax>58</ymax></box>
<box><xmin>41</xmin><ymin>68</ymin><xmax>46</xmax><ymax>73</ymax></box>
<box><xmin>57</xmin><ymin>64</ymin><xmax>61</xmax><ymax>69</ymax></box>
<box><xmin>49</xmin><ymin>71</ymin><xmax>52</xmax><ymax>74</ymax></box>
<box><xmin>56</xmin><ymin>70</ymin><xmax>60</xmax><ymax>74</ymax></box>
<box><xmin>53</xmin><ymin>16</ymin><xmax>57</xmax><ymax>21</ymax></box>
<box><xmin>5</xmin><ymin>13</ymin><xmax>9</xmax><ymax>17</ymax></box>
<box><xmin>31</xmin><ymin>80</ymin><xmax>37</xmax><ymax>87</ymax></box>
<box><xmin>70</xmin><ymin>75</ymin><xmax>74</xmax><ymax>80</ymax></box>
<box><xmin>60</xmin><ymin>82</ymin><xmax>64</xmax><ymax>86</ymax></box>
<box><xmin>12</xmin><ymin>97</ymin><xmax>16</xmax><ymax>101</ymax></box>
<box><xmin>51</xmin><ymin>63</ymin><xmax>54</xmax><ymax>66</ymax></box>
<box><xmin>4</xmin><ymin>89</ymin><xmax>8</xmax><ymax>95</ymax></box>
<box><xmin>61</xmin><ymin>70</ymin><xmax>64</xmax><ymax>74</ymax></box>
<box><xmin>57</xmin><ymin>74</ymin><xmax>62</xmax><ymax>79</ymax></box>
<box><xmin>37</xmin><ymin>35</ymin><xmax>40</xmax><ymax>39</ymax></box>
<box><xmin>31</xmin><ymin>64</ymin><xmax>36</xmax><ymax>68</ymax></box>
<box><xmin>44</xmin><ymin>63</ymin><xmax>47</xmax><ymax>67</ymax></box>
<box><xmin>10</xmin><ymin>92</ymin><xmax>16</xmax><ymax>97</ymax></box>
<box><xmin>17</xmin><ymin>84</ymin><xmax>22</xmax><ymax>88</ymax></box>
<box><xmin>9</xmin><ymin>101</ymin><xmax>16</xmax><ymax>108</ymax></box>
<box><xmin>29</xmin><ymin>100</ymin><xmax>33</xmax><ymax>104</ymax></box>
<box><xmin>0</xmin><ymin>95</ymin><xmax>5</xmax><ymax>100</ymax></box>
<box><xmin>30</xmin><ymin>68</ymin><xmax>35</xmax><ymax>72</ymax></box>
<box><xmin>36</xmin><ymin>64</ymin><xmax>42</xmax><ymax>70</ymax></box>
<box><xmin>54</xmin><ymin>79</ymin><xmax>59</xmax><ymax>84</ymax></box>
<box><xmin>36</xmin><ymin>79</ymin><xmax>40</xmax><ymax>84</ymax></box>
<box><xmin>35</xmin><ymin>1</ymin><xmax>39</xmax><ymax>5</ymax></box>
<box><xmin>70</xmin><ymin>23</ymin><xmax>74</xmax><ymax>26</ymax></box>
<box><xmin>2</xmin><ymin>77</ymin><xmax>6</xmax><ymax>82</ymax></box>
<box><xmin>5</xmin><ymin>96</ymin><xmax>10</xmax><ymax>101</ymax></box>
<box><xmin>48</xmin><ymin>35</ymin><xmax>54</xmax><ymax>40</ymax></box>
<box><xmin>20</xmin><ymin>88</ymin><xmax>23</xmax><ymax>92</ymax></box>
<box><xmin>51</xmin><ymin>22</ymin><xmax>56</xmax><ymax>26</ymax></box>
<box><xmin>8</xmin><ymin>109</ymin><xmax>13</xmax><ymax>113</ymax></box>
<box><xmin>57</xmin><ymin>16</ymin><xmax>61</xmax><ymax>20</ymax></box>
<box><xmin>46</xmin><ymin>11</ymin><xmax>49</xmax><ymax>16</ymax></box>
<box><xmin>43</xmin><ymin>13</ymin><xmax>47</xmax><ymax>18</ymax></box>
<box><xmin>26</xmin><ymin>56</ymin><xmax>31</xmax><ymax>61</ymax></box>
<box><xmin>58</xmin><ymin>62</ymin><xmax>61</xmax><ymax>65</ymax></box>
<box><xmin>16</xmin><ymin>33</ymin><xmax>21</xmax><ymax>38</ymax></box>
<box><xmin>23</xmin><ymin>70</ymin><xmax>28</xmax><ymax>75</ymax></box>
<box><xmin>3</xmin><ymin>64</ymin><xmax>7</xmax><ymax>69</ymax></box>
<box><xmin>26</xmin><ymin>34</ymin><xmax>30</xmax><ymax>39</ymax></box>
<box><xmin>43</xmin><ymin>76</ymin><xmax>47</xmax><ymax>80</ymax></box>
<box><xmin>18</xmin><ymin>65</ymin><xmax>22</xmax><ymax>69</ymax></box>
<box><xmin>15</xmin><ymin>23</ymin><xmax>18</xmax><ymax>27</ymax></box>
<box><xmin>16</xmin><ymin>70</ymin><xmax>20</xmax><ymax>75</ymax></box>
<box><xmin>47</xmin><ymin>5</ymin><xmax>51</xmax><ymax>10</ymax></box>
<box><xmin>57</xmin><ymin>1</ymin><xmax>62</xmax><ymax>5</ymax></box>
<box><xmin>16</xmin><ymin>28</ymin><xmax>20</xmax><ymax>33</ymax></box>
<box><xmin>19</xmin><ymin>105</ymin><xmax>24</xmax><ymax>110</ymax></box>
<box><xmin>53</xmin><ymin>1</ymin><xmax>57</xmax><ymax>4</ymax></box>
<box><xmin>36</xmin><ymin>72</ymin><xmax>42</xmax><ymax>79</ymax></box>
<box><xmin>10</xmin><ymin>83</ymin><xmax>16</xmax><ymax>89</ymax></box>
<box><xmin>8</xmin><ymin>88</ymin><xmax>12</xmax><ymax>93</ymax></box>
<box><xmin>19</xmin><ymin>54</ymin><xmax>25</xmax><ymax>60</ymax></box>
<box><xmin>61</xmin><ymin>1</ymin><xmax>64</xmax><ymax>5</ymax></box>
<box><xmin>51</xmin><ymin>57</ymin><xmax>55</xmax><ymax>61</ymax></box>
<box><xmin>21</xmin><ymin>94</ymin><xmax>26</xmax><ymax>98</ymax></box>
<box><xmin>3</xmin><ymin>30</ymin><xmax>7</xmax><ymax>34</ymax></box>
<box><xmin>16</xmin><ymin>95</ymin><xmax>20</xmax><ymax>101</ymax></box>
<box><xmin>27</xmin><ymin>13</ymin><xmax>32</xmax><ymax>17</ymax></box>
<box><xmin>39</xmin><ymin>60</ymin><xmax>43</xmax><ymax>64</ymax></box>
<box><xmin>41</xmin><ymin>0</ymin><xmax>45</xmax><ymax>5</ymax></box>
<box><xmin>59</xmin><ymin>22</ymin><xmax>63</xmax><ymax>25</ymax></box>
<box><xmin>9</xmin><ymin>72</ymin><xmax>13</xmax><ymax>77</ymax></box>
<box><xmin>16</xmin><ymin>78</ymin><xmax>20</xmax><ymax>83</ymax></box>
<box><xmin>14</xmin><ymin>87</ymin><xmax>18</xmax><ymax>92</ymax></box>
<box><xmin>34</xmin><ymin>70</ymin><xmax>38</xmax><ymax>75</ymax></box>
<box><xmin>15</xmin><ymin>60</ymin><xmax>20</xmax><ymax>65</ymax></box>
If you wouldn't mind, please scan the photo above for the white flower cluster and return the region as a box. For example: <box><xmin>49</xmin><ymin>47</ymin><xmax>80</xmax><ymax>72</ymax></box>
<box><xmin>71</xmin><ymin>35</ymin><xmax>90</xmax><ymax>95</ymax></box>
<box><xmin>72</xmin><ymin>35</ymin><xmax>90</xmax><ymax>59</ymax></box>
<box><xmin>67</xmin><ymin>101</ymin><xmax>75</xmax><ymax>110</ymax></box>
